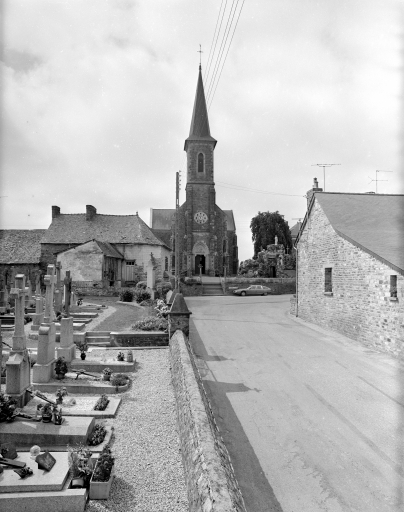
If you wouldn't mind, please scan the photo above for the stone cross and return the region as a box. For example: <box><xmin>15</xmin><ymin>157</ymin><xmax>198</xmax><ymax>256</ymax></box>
<box><xmin>64</xmin><ymin>270</ymin><xmax>72</xmax><ymax>317</ymax></box>
<box><xmin>275</xmin><ymin>236</ymin><xmax>278</xmax><ymax>245</ymax></box>
<box><xmin>10</xmin><ymin>274</ymin><xmax>28</xmax><ymax>351</ymax></box>
<box><xmin>43</xmin><ymin>265</ymin><xmax>57</xmax><ymax>323</ymax></box>
<box><xmin>54</xmin><ymin>262</ymin><xmax>63</xmax><ymax>314</ymax></box>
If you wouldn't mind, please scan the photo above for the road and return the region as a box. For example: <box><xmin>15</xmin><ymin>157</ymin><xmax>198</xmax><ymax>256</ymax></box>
<box><xmin>186</xmin><ymin>294</ymin><xmax>404</xmax><ymax>512</ymax></box>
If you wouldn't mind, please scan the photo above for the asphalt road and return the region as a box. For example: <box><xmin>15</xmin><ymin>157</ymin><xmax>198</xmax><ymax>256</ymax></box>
<box><xmin>186</xmin><ymin>294</ymin><xmax>404</xmax><ymax>512</ymax></box>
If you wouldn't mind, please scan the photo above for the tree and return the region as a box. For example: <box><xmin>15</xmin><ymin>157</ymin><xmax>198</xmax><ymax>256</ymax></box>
<box><xmin>250</xmin><ymin>211</ymin><xmax>292</xmax><ymax>257</ymax></box>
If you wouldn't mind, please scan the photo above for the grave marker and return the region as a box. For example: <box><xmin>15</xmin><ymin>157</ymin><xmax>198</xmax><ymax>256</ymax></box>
<box><xmin>57</xmin><ymin>270</ymin><xmax>76</xmax><ymax>362</ymax></box>
<box><xmin>54</xmin><ymin>262</ymin><xmax>63</xmax><ymax>314</ymax></box>
<box><xmin>147</xmin><ymin>254</ymin><xmax>156</xmax><ymax>300</ymax></box>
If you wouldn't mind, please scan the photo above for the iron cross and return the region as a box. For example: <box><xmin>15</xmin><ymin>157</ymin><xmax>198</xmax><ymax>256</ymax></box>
<box><xmin>197</xmin><ymin>44</ymin><xmax>203</xmax><ymax>66</ymax></box>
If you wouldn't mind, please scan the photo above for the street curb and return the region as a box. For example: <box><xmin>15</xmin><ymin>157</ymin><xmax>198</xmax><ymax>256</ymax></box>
<box><xmin>169</xmin><ymin>330</ymin><xmax>247</xmax><ymax>512</ymax></box>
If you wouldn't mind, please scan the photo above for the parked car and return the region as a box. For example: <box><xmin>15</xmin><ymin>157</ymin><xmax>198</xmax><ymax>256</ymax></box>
<box><xmin>233</xmin><ymin>285</ymin><xmax>271</xmax><ymax>296</ymax></box>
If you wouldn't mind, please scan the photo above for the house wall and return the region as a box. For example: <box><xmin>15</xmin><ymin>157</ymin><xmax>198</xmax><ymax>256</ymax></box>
<box><xmin>56</xmin><ymin>241</ymin><xmax>103</xmax><ymax>281</ymax></box>
<box><xmin>114</xmin><ymin>244</ymin><xmax>171</xmax><ymax>284</ymax></box>
<box><xmin>297</xmin><ymin>200</ymin><xmax>404</xmax><ymax>357</ymax></box>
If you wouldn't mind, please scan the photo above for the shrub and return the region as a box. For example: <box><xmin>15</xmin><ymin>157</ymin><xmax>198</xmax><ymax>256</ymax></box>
<box><xmin>88</xmin><ymin>423</ymin><xmax>107</xmax><ymax>446</ymax></box>
<box><xmin>132</xmin><ymin>316</ymin><xmax>168</xmax><ymax>332</ymax></box>
<box><xmin>133</xmin><ymin>288</ymin><xmax>151</xmax><ymax>303</ymax></box>
<box><xmin>155</xmin><ymin>299</ymin><xmax>169</xmax><ymax>318</ymax></box>
<box><xmin>119</xmin><ymin>290</ymin><xmax>134</xmax><ymax>302</ymax></box>
<box><xmin>92</xmin><ymin>445</ymin><xmax>114</xmax><ymax>482</ymax></box>
<box><xmin>136</xmin><ymin>281</ymin><xmax>147</xmax><ymax>289</ymax></box>
<box><xmin>110</xmin><ymin>373</ymin><xmax>129</xmax><ymax>387</ymax></box>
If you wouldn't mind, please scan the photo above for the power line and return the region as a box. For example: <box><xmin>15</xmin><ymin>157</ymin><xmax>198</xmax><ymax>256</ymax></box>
<box><xmin>208</xmin><ymin>0</ymin><xmax>245</xmax><ymax>110</ymax></box>
<box><xmin>205</xmin><ymin>0</ymin><xmax>226</xmax><ymax>83</ymax></box>
<box><xmin>206</xmin><ymin>0</ymin><xmax>239</xmax><ymax>102</ymax></box>
<box><xmin>205</xmin><ymin>0</ymin><xmax>228</xmax><ymax>84</ymax></box>
<box><xmin>215</xmin><ymin>180</ymin><xmax>305</xmax><ymax>197</ymax></box>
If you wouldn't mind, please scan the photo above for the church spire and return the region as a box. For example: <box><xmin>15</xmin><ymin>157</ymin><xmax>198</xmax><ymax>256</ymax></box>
<box><xmin>185</xmin><ymin>66</ymin><xmax>217</xmax><ymax>150</ymax></box>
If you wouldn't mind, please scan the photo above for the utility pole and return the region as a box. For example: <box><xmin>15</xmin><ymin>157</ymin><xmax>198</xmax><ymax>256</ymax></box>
<box><xmin>175</xmin><ymin>171</ymin><xmax>181</xmax><ymax>290</ymax></box>
<box><xmin>311</xmin><ymin>163</ymin><xmax>341</xmax><ymax>192</ymax></box>
<box><xmin>368</xmin><ymin>170</ymin><xmax>392</xmax><ymax>193</ymax></box>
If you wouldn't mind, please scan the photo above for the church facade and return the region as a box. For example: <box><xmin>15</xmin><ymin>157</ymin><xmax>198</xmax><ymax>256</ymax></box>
<box><xmin>151</xmin><ymin>66</ymin><xmax>238</xmax><ymax>276</ymax></box>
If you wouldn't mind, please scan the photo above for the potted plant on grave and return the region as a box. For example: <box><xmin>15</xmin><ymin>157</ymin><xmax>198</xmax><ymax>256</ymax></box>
<box><xmin>0</xmin><ymin>393</ymin><xmax>17</xmax><ymax>423</ymax></box>
<box><xmin>78</xmin><ymin>341</ymin><xmax>88</xmax><ymax>360</ymax></box>
<box><xmin>89</xmin><ymin>445</ymin><xmax>115</xmax><ymax>500</ymax></box>
<box><xmin>55</xmin><ymin>357</ymin><xmax>68</xmax><ymax>379</ymax></box>
<box><xmin>117</xmin><ymin>352</ymin><xmax>125</xmax><ymax>362</ymax></box>
<box><xmin>41</xmin><ymin>403</ymin><xmax>53</xmax><ymax>423</ymax></box>
<box><xmin>102</xmin><ymin>368</ymin><xmax>113</xmax><ymax>381</ymax></box>
<box><xmin>68</xmin><ymin>445</ymin><xmax>94</xmax><ymax>489</ymax></box>
<box><xmin>55</xmin><ymin>387</ymin><xmax>68</xmax><ymax>405</ymax></box>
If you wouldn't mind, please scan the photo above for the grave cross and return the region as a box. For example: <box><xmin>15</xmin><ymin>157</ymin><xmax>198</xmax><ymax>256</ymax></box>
<box><xmin>43</xmin><ymin>265</ymin><xmax>57</xmax><ymax>323</ymax></box>
<box><xmin>64</xmin><ymin>270</ymin><xmax>72</xmax><ymax>317</ymax></box>
<box><xmin>10</xmin><ymin>275</ymin><xmax>28</xmax><ymax>351</ymax></box>
<box><xmin>54</xmin><ymin>262</ymin><xmax>63</xmax><ymax>314</ymax></box>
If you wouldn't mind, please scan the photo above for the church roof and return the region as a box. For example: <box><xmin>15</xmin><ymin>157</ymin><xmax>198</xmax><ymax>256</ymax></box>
<box><xmin>184</xmin><ymin>66</ymin><xmax>217</xmax><ymax>149</ymax></box>
<box><xmin>42</xmin><ymin>212</ymin><xmax>168</xmax><ymax>247</ymax></box>
<box><xmin>224</xmin><ymin>210</ymin><xmax>236</xmax><ymax>231</ymax></box>
<box><xmin>0</xmin><ymin>230</ymin><xmax>46</xmax><ymax>264</ymax></box>
<box><xmin>298</xmin><ymin>192</ymin><xmax>404</xmax><ymax>274</ymax></box>
<box><xmin>150</xmin><ymin>209</ymin><xmax>175</xmax><ymax>230</ymax></box>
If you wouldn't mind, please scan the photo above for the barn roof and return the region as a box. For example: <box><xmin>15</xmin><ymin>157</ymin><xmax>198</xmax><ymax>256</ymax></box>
<box><xmin>0</xmin><ymin>230</ymin><xmax>46</xmax><ymax>264</ymax></box>
<box><xmin>55</xmin><ymin>240</ymin><xmax>124</xmax><ymax>259</ymax></box>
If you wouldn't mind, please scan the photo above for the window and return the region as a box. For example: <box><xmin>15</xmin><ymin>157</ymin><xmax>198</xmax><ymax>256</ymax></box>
<box><xmin>198</xmin><ymin>152</ymin><xmax>204</xmax><ymax>172</ymax></box>
<box><xmin>126</xmin><ymin>261</ymin><xmax>135</xmax><ymax>266</ymax></box>
<box><xmin>165</xmin><ymin>257</ymin><xmax>169</xmax><ymax>271</ymax></box>
<box><xmin>324</xmin><ymin>268</ymin><xmax>332</xmax><ymax>293</ymax></box>
<box><xmin>390</xmin><ymin>275</ymin><xmax>397</xmax><ymax>298</ymax></box>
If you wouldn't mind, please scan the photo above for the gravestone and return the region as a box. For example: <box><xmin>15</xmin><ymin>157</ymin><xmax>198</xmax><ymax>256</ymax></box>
<box><xmin>54</xmin><ymin>262</ymin><xmax>63</xmax><ymax>315</ymax></box>
<box><xmin>147</xmin><ymin>255</ymin><xmax>156</xmax><ymax>300</ymax></box>
<box><xmin>5</xmin><ymin>275</ymin><xmax>31</xmax><ymax>407</ymax></box>
<box><xmin>32</xmin><ymin>265</ymin><xmax>57</xmax><ymax>383</ymax></box>
<box><xmin>31</xmin><ymin>295</ymin><xmax>44</xmax><ymax>332</ymax></box>
<box><xmin>26</xmin><ymin>278</ymin><xmax>33</xmax><ymax>308</ymax></box>
<box><xmin>56</xmin><ymin>271</ymin><xmax>75</xmax><ymax>363</ymax></box>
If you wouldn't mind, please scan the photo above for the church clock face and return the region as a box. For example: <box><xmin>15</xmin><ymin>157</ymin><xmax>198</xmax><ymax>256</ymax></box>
<box><xmin>194</xmin><ymin>211</ymin><xmax>208</xmax><ymax>224</ymax></box>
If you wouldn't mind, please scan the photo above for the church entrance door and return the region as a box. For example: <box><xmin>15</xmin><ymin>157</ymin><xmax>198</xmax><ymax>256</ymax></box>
<box><xmin>195</xmin><ymin>255</ymin><xmax>206</xmax><ymax>275</ymax></box>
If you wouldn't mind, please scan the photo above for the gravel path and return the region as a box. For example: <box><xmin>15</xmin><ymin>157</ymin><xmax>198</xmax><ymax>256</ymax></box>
<box><xmin>87</xmin><ymin>349</ymin><xmax>189</xmax><ymax>512</ymax></box>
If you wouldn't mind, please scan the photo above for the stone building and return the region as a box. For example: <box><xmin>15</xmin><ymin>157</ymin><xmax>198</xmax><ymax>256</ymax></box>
<box><xmin>295</xmin><ymin>188</ymin><xmax>404</xmax><ymax>356</ymax></box>
<box><xmin>0</xmin><ymin>230</ymin><xmax>46</xmax><ymax>289</ymax></box>
<box><xmin>151</xmin><ymin>66</ymin><xmax>238</xmax><ymax>276</ymax></box>
<box><xmin>41</xmin><ymin>205</ymin><xmax>171</xmax><ymax>287</ymax></box>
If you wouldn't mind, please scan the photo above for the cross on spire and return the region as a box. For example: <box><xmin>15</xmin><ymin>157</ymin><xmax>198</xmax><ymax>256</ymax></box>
<box><xmin>197</xmin><ymin>44</ymin><xmax>203</xmax><ymax>69</ymax></box>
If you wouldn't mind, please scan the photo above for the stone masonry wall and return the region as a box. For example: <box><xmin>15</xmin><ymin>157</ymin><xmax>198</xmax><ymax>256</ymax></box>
<box><xmin>297</xmin><ymin>200</ymin><xmax>404</xmax><ymax>357</ymax></box>
<box><xmin>169</xmin><ymin>330</ymin><xmax>247</xmax><ymax>512</ymax></box>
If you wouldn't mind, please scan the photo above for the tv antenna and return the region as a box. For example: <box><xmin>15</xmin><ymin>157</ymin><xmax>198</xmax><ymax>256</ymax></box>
<box><xmin>311</xmin><ymin>163</ymin><xmax>341</xmax><ymax>191</ymax></box>
<box><xmin>367</xmin><ymin>170</ymin><xmax>392</xmax><ymax>193</ymax></box>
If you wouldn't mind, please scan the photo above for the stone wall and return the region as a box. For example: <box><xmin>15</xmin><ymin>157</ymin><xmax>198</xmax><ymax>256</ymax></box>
<box><xmin>169</xmin><ymin>330</ymin><xmax>247</xmax><ymax>512</ymax></box>
<box><xmin>297</xmin><ymin>200</ymin><xmax>404</xmax><ymax>357</ymax></box>
<box><xmin>110</xmin><ymin>332</ymin><xmax>168</xmax><ymax>347</ymax></box>
<box><xmin>224</xmin><ymin>277</ymin><xmax>296</xmax><ymax>295</ymax></box>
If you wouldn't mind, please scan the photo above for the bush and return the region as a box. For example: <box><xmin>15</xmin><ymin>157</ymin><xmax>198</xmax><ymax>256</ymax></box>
<box><xmin>133</xmin><ymin>288</ymin><xmax>151</xmax><ymax>303</ymax></box>
<box><xmin>136</xmin><ymin>281</ymin><xmax>147</xmax><ymax>289</ymax></box>
<box><xmin>132</xmin><ymin>316</ymin><xmax>168</xmax><ymax>332</ymax></box>
<box><xmin>110</xmin><ymin>374</ymin><xmax>129</xmax><ymax>387</ymax></box>
<box><xmin>88</xmin><ymin>423</ymin><xmax>107</xmax><ymax>446</ymax></box>
<box><xmin>119</xmin><ymin>290</ymin><xmax>134</xmax><ymax>302</ymax></box>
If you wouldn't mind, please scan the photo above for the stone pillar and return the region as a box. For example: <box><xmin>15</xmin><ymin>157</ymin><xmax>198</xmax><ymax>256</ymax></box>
<box><xmin>6</xmin><ymin>275</ymin><xmax>31</xmax><ymax>407</ymax></box>
<box><xmin>54</xmin><ymin>262</ymin><xmax>63</xmax><ymax>315</ymax></box>
<box><xmin>168</xmin><ymin>292</ymin><xmax>192</xmax><ymax>337</ymax></box>
<box><xmin>56</xmin><ymin>271</ymin><xmax>75</xmax><ymax>362</ymax></box>
<box><xmin>32</xmin><ymin>265</ymin><xmax>57</xmax><ymax>383</ymax></box>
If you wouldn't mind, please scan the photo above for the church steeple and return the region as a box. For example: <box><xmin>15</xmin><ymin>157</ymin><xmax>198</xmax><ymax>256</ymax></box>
<box><xmin>184</xmin><ymin>66</ymin><xmax>217</xmax><ymax>151</ymax></box>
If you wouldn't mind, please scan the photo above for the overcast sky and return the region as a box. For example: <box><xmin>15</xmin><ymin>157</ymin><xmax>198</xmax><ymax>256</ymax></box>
<box><xmin>1</xmin><ymin>0</ymin><xmax>402</xmax><ymax>263</ymax></box>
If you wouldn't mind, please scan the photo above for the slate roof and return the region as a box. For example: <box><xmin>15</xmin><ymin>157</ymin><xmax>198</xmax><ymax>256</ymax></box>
<box><xmin>55</xmin><ymin>240</ymin><xmax>124</xmax><ymax>259</ymax></box>
<box><xmin>184</xmin><ymin>66</ymin><xmax>217</xmax><ymax>149</ymax></box>
<box><xmin>0</xmin><ymin>230</ymin><xmax>46</xmax><ymax>264</ymax></box>
<box><xmin>299</xmin><ymin>193</ymin><xmax>404</xmax><ymax>273</ymax></box>
<box><xmin>42</xmin><ymin>213</ymin><xmax>168</xmax><ymax>247</ymax></box>
<box><xmin>290</xmin><ymin>222</ymin><xmax>301</xmax><ymax>239</ymax></box>
<box><xmin>224</xmin><ymin>210</ymin><xmax>236</xmax><ymax>231</ymax></box>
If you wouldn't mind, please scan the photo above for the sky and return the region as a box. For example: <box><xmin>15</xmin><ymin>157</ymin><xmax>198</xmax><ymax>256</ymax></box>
<box><xmin>1</xmin><ymin>0</ymin><xmax>403</xmax><ymax>263</ymax></box>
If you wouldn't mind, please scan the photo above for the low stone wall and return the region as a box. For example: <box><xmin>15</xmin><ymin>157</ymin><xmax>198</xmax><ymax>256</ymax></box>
<box><xmin>169</xmin><ymin>330</ymin><xmax>246</xmax><ymax>512</ymax></box>
<box><xmin>110</xmin><ymin>331</ymin><xmax>168</xmax><ymax>347</ymax></box>
<box><xmin>224</xmin><ymin>277</ymin><xmax>296</xmax><ymax>295</ymax></box>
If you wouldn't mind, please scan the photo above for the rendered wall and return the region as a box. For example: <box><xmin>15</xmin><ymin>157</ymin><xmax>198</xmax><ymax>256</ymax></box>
<box><xmin>56</xmin><ymin>241</ymin><xmax>103</xmax><ymax>281</ymax></box>
<box><xmin>297</xmin><ymin>200</ymin><xmax>404</xmax><ymax>356</ymax></box>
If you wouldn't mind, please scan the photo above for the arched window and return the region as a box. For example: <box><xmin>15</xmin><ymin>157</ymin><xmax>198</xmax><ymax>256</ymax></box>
<box><xmin>198</xmin><ymin>153</ymin><xmax>204</xmax><ymax>173</ymax></box>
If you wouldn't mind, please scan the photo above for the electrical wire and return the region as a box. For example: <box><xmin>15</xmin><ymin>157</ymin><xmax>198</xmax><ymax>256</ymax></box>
<box><xmin>215</xmin><ymin>180</ymin><xmax>305</xmax><ymax>197</ymax></box>
<box><xmin>205</xmin><ymin>0</ymin><xmax>226</xmax><ymax>84</ymax></box>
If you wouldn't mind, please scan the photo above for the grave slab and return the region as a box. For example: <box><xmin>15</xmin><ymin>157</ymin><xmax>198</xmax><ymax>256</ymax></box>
<box><xmin>0</xmin><ymin>416</ymin><xmax>95</xmax><ymax>447</ymax></box>
<box><xmin>71</xmin><ymin>312</ymin><xmax>98</xmax><ymax>319</ymax></box>
<box><xmin>70</xmin><ymin>358</ymin><xmax>135</xmax><ymax>373</ymax></box>
<box><xmin>0</xmin><ymin>451</ymin><xmax>68</xmax><ymax>493</ymax></box>
<box><xmin>22</xmin><ymin>396</ymin><xmax>121</xmax><ymax>419</ymax></box>
<box><xmin>32</xmin><ymin>379</ymin><xmax>129</xmax><ymax>394</ymax></box>
<box><xmin>0</xmin><ymin>488</ymin><xmax>87</xmax><ymax>512</ymax></box>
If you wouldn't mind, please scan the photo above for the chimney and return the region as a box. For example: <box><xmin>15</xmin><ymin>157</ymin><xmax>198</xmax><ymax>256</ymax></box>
<box><xmin>306</xmin><ymin>178</ymin><xmax>323</xmax><ymax>208</ymax></box>
<box><xmin>86</xmin><ymin>205</ymin><xmax>97</xmax><ymax>221</ymax></box>
<box><xmin>52</xmin><ymin>205</ymin><xmax>61</xmax><ymax>219</ymax></box>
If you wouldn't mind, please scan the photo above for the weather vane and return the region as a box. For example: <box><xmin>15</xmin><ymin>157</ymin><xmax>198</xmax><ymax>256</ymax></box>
<box><xmin>197</xmin><ymin>44</ymin><xmax>203</xmax><ymax>68</ymax></box>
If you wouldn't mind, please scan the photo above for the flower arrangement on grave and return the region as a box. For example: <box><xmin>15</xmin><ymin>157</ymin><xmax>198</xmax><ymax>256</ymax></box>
<box><xmin>102</xmin><ymin>368</ymin><xmax>113</xmax><ymax>381</ymax></box>
<box><xmin>92</xmin><ymin>445</ymin><xmax>114</xmax><ymax>482</ymax></box>
<box><xmin>55</xmin><ymin>357</ymin><xmax>68</xmax><ymax>379</ymax></box>
<box><xmin>41</xmin><ymin>403</ymin><xmax>53</xmax><ymax>422</ymax></box>
<box><xmin>155</xmin><ymin>299</ymin><xmax>169</xmax><ymax>318</ymax></box>
<box><xmin>55</xmin><ymin>387</ymin><xmax>68</xmax><ymax>405</ymax></box>
<box><xmin>68</xmin><ymin>444</ymin><xmax>94</xmax><ymax>488</ymax></box>
<box><xmin>53</xmin><ymin>405</ymin><xmax>63</xmax><ymax>425</ymax></box>
<box><xmin>0</xmin><ymin>393</ymin><xmax>17</xmax><ymax>423</ymax></box>
<box><xmin>88</xmin><ymin>423</ymin><xmax>107</xmax><ymax>446</ymax></box>
<box><xmin>117</xmin><ymin>352</ymin><xmax>125</xmax><ymax>362</ymax></box>
<box><xmin>78</xmin><ymin>340</ymin><xmax>88</xmax><ymax>360</ymax></box>
<box><xmin>93</xmin><ymin>394</ymin><xmax>110</xmax><ymax>411</ymax></box>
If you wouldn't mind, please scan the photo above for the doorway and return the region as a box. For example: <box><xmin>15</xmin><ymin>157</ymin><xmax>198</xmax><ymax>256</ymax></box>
<box><xmin>195</xmin><ymin>254</ymin><xmax>206</xmax><ymax>275</ymax></box>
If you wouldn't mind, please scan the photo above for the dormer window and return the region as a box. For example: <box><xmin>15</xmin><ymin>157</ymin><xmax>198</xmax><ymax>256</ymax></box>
<box><xmin>198</xmin><ymin>152</ymin><xmax>204</xmax><ymax>172</ymax></box>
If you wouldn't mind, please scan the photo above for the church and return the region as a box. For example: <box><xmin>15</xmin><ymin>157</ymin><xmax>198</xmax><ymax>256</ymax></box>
<box><xmin>151</xmin><ymin>66</ymin><xmax>238</xmax><ymax>276</ymax></box>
